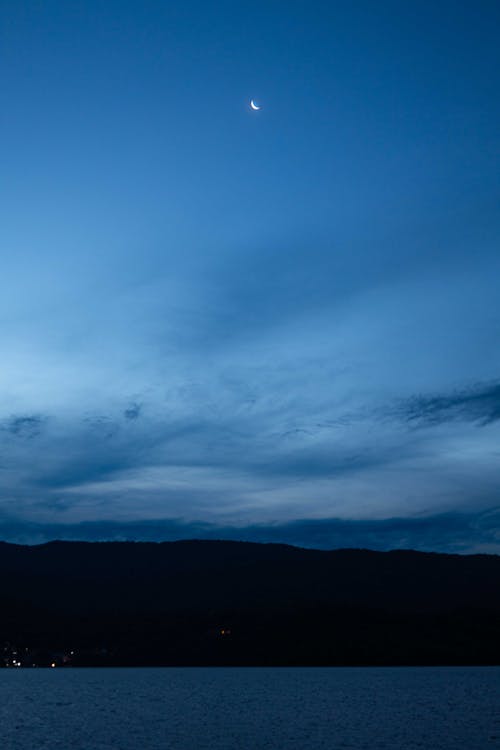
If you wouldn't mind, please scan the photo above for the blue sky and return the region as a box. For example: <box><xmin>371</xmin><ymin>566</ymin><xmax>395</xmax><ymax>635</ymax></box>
<box><xmin>1</xmin><ymin>1</ymin><xmax>499</xmax><ymax>550</ymax></box>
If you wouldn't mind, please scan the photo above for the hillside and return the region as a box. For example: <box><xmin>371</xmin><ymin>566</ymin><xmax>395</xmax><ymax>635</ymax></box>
<box><xmin>0</xmin><ymin>540</ymin><xmax>499</xmax><ymax>666</ymax></box>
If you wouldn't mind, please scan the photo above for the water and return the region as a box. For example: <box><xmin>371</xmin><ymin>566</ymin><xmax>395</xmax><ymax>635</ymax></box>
<box><xmin>0</xmin><ymin>667</ymin><xmax>498</xmax><ymax>749</ymax></box>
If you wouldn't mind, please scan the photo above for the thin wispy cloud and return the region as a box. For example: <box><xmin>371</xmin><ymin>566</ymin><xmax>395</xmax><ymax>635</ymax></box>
<box><xmin>398</xmin><ymin>382</ymin><xmax>500</xmax><ymax>427</ymax></box>
<box><xmin>2</xmin><ymin>415</ymin><xmax>46</xmax><ymax>438</ymax></box>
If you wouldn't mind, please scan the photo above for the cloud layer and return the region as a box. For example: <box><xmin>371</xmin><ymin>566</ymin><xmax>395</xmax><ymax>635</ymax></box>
<box><xmin>1</xmin><ymin>508</ymin><xmax>499</xmax><ymax>555</ymax></box>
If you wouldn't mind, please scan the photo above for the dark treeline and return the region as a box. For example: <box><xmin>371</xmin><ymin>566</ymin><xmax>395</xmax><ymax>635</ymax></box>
<box><xmin>0</xmin><ymin>540</ymin><xmax>499</xmax><ymax>666</ymax></box>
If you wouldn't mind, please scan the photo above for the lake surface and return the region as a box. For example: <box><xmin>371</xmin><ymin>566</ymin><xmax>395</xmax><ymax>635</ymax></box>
<box><xmin>0</xmin><ymin>667</ymin><xmax>498</xmax><ymax>749</ymax></box>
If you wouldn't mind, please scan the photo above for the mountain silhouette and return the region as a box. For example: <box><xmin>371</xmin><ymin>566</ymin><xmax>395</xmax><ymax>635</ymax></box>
<box><xmin>1</xmin><ymin>540</ymin><xmax>498</xmax><ymax>665</ymax></box>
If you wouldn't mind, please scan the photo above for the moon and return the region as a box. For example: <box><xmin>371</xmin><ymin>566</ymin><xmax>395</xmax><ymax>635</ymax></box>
<box><xmin>250</xmin><ymin>99</ymin><xmax>261</xmax><ymax>111</ymax></box>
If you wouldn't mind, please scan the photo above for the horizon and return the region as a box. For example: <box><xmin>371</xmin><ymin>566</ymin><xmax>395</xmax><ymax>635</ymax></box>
<box><xmin>2</xmin><ymin>537</ymin><xmax>499</xmax><ymax>557</ymax></box>
<box><xmin>1</xmin><ymin>509</ymin><xmax>499</xmax><ymax>554</ymax></box>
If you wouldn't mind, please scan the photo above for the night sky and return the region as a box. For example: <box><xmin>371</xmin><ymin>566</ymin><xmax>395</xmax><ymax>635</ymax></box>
<box><xmin>1</xmin><ymin>1</ymin><xmax>499</xmax><ymax>551</ymax></box>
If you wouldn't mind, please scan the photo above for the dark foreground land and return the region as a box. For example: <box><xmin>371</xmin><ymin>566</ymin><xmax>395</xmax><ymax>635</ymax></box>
<box><xmin>0</xmin><ymin>540</ymin><xmax>499</xmax><ymax>666</ymax></box>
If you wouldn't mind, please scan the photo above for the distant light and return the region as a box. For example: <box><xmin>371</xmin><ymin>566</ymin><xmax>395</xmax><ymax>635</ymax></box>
<box><xmin>51</xmin><ymin>663</ymin><xmax>56</xmax><ymax>668</ymax></box>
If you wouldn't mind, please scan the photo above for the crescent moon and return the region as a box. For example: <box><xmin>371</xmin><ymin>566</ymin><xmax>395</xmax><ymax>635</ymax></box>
<box><xmin>250</xmin><ymin>99</ymin><xmax>261</xmax><ymax>111</ymax></box>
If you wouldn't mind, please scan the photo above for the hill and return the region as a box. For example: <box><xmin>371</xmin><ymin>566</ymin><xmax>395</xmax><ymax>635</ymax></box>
<box><xmin>0</xmin><ymin>540</ymin><xmax>499</xmax><ymax>665</ymax></box>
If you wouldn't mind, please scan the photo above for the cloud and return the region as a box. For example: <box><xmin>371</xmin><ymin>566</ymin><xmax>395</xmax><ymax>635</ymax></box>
<box><xmin>1</xmin><ymin>381</ymin><xmax>499</xmax><ymax>531</ymax></box>
<box><xmin>398</xmin><ymin>382</ymin><xmax>500</xmax><ymax>427</ymax></box>
<box><xmin>1</xmin><ymin>259</ymin><xmax>499</xmax><ymax>538</ymax></box>
<box><xmin>1</xmin><ymin>415</ymin><xmax>46</xmax><ymax>438</ymax></box>
<box><xmin>124</xmin><ymin>402</ymin><xmax>142</xmax><ymax>420</ymax></box>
